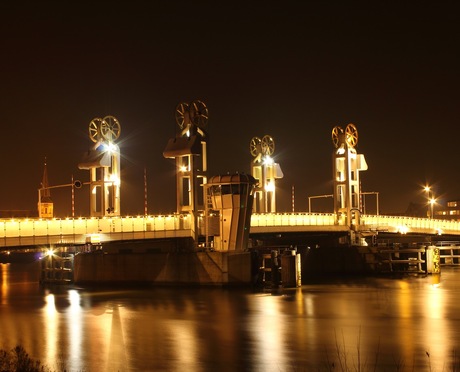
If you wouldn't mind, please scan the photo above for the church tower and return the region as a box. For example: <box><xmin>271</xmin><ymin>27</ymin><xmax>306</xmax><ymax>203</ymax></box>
<box><xmin>38</xmin><ymin>158</ymin><xmax>54</xmax><ymax>218</ymax></box>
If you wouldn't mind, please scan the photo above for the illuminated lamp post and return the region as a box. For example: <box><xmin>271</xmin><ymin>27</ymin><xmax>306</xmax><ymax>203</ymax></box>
<box><xmin>424</xmin><ymin>186</ymin><xmax>435</xmax><ymax>219</ymax></box>
<box><xmin>360</xmin><ymin>191</ymin><xmax>380</xmax><ymax>216</ymax></box>
<box><xmin>308</xmin><ymin>194</ymin><xmax>333</xmax><ymax>213</ymax></box>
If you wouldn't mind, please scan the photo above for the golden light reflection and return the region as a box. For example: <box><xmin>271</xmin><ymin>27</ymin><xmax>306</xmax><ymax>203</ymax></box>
<box><xmin>395</xmin><ymin>280</ymin><xmax>415</xmax><ymax>364</ymax></box>
<box><xmin>106</xmin><ymin>305</ymin><xmax>129</xmax><ymax>371</ymax></box>
<box><xmin>247</xmin><ymin>295</ymin><xmax>288</xmax><ymax>369</ymax></box>
<box><xmin>295</xmin><ymin>287</ymin><xmax>305</xmax><ymax>316</ymax></box>
<box><xmin>395</xmin><ymin>276</ymin><xmax>449</xmax><ymax>369</ymax></box>
<box><xmin>293</xmin><ymin>289</ymin><xmax>318</xmax><ymax>363</ymax></box>
<box><xmin>427</xmin><ymin>277</ymin><xmax>442</xmax><ymax>319</ymax></box>
<box><xmin>168</xmin><ymin>321</ymin><xmax>198</xmax><ymax>369</ymax></box>
<box><xmin>89</xmin><ymin>305</ymin><xmax>112</xmax><ymax>371</ymax></box>
<box><xmin>66</xmin><ymin>290</ymin><xmax>82</xmax><ymax>371</ymax></box>
<box><xmin>304</xmin><ymin>294</ymin><xmax>314</xmax><ymax>317</ymax></box>
<box><xmin>1</xmin><ymin>263</ymin><xmax>9</xmax><ymax>305</ymax></box>
<box><xmin>44</xmin><ymin>293</ymin><xmax>57</xmax><ymax>365</ymax></box>
<box><xmin>422</xmin><ymin>275</ymin><xmax>448</xmax><ymax>369</ymax></box>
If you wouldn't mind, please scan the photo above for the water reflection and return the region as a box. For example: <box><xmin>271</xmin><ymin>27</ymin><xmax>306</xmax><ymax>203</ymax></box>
<box><xmin>423</xmin><ymin>275</ymin><xmax>449</xmax><ymax>369</ymax></box>
<box><xmin>67</xmin><ymin>290</ymin><xmax>83</xmax><ymax>371</ymax></box>
<box><xmin>1</xmin><ymin>263</ymin><xmax>9</xmax><ymax>305</ymax></box>
<box><xmin>1</xmin><ymin>264</ymin><xmax>460</xmax><ymax>371</ymax></box>
<box><xmin>167</xmin><ymin>320</ymin><xmax>198</xmax><ymax>369</ymax></box>
<box><xmin>247</xmin><ymin>294</ymin><xmax>289</xmax><ymax>370</ymax></box>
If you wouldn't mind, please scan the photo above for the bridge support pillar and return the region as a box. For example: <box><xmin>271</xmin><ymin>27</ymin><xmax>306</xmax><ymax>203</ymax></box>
<box><xmin>40</xmin><ymin>251</ymin><xmax>74</xmax><ymax>284</ymax></box>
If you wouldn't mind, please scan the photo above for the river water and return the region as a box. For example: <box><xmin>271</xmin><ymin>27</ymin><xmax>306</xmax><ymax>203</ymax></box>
<box><xmin>1</xmin><ymin>262</ymin><xmax>460</xmax><ymax>372</ymax></box>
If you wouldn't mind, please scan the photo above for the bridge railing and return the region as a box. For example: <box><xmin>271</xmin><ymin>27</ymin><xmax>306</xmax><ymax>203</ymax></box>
<box><xmin>0</xmin><ymin>215</ymin><xmax>193</xmax><ymax>248</ymax></box>
<box><xmin>3</xmin><ymin>212</ymin><xmax>460</xmax><ymax>248</ymax></box>
<box><xmin>360</xmin><ymin>215</ymin><xmax>460</xmax><ymax>235</ymax></box>
<box><xmin>250</xmin><ymin>213</ymin><xmax>460</xmax><ymax>235</ymax></box>
<box><xmin>251</xmin><ymin>213</ymin><xmax>336</xmax><ymax>227</ymax></box>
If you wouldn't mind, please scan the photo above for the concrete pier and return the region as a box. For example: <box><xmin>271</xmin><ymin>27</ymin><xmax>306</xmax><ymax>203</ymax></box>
<box><xmin>74</xmin><ymin>250</ymin><xmax>253</xmax><ymax>286</ymax></box>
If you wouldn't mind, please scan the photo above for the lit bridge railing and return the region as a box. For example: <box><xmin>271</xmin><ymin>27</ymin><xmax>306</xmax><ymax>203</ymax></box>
<box><xmin>0</xmin><ymin>215</ymin><xmax>192</xmax><ymax>248</ymax></box>
<box><xmin>360</xmin><ymin>215</ymin><xmax>460</xmax><ymax>235</ymax></box>
<box><xmin>2</xmin><ymin>213</ymin><xmax>460</xmax><ymax>249</ymax></box>
<box><xmin>251</xmin><ymin>213</ymin><xmax>336</xmax><ymax>227</ymax></box>
<box><xmin>249</xmin><ymin>213</ymin><xmax>346</xmax><ymax>232</ymax></box>
<box><xmin>251</xmin><ymin>213</ymin><xmax>460</xmax><ymax>235</ymax></box>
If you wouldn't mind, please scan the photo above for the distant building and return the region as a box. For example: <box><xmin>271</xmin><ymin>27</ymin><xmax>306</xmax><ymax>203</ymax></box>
<box><xmin>393</xmin><ymin>200</ymin><xmax>460</xmax><ymax>220</ymax></box>
<box><xmin>435</xmin><ymin>199</ymin><xmax>460</xmax><ymax>221</ymax></box>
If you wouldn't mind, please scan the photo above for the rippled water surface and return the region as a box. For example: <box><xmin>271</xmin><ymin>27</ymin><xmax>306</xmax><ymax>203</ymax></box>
<box><xmin>1</xmin><ymin>262</ymin><xmax>460</xmax><ymax>371</ymax></box>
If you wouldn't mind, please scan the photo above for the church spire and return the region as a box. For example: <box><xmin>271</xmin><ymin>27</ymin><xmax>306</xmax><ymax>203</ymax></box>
<box><xmin>41</xmin><ymin>157</ymin><xmax>51</xmax><ymax>201</ymax></box>
<box><xmin>38</xmin><ymin>157</ymin><xmax>54</xmax><ymax>218</ymax></box>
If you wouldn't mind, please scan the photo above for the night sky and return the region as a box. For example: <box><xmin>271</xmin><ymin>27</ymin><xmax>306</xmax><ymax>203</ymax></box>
<box><xmin>0</xmin><ymin>2</ymin><xmax>458</xmax><ymax>217</ymax></box>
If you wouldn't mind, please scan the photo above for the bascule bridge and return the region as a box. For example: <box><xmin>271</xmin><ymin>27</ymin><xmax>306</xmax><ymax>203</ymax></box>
<box><xmin>3</xmin><ymin>113</ymin><xmax>457</xmax><ymax>283</ymax></box>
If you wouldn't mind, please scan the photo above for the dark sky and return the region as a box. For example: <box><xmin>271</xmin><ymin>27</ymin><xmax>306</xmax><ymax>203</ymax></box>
<box><xmin>0</xmin><ymin>2</ymin><xmax>458</xmax><ymax>217</ymax></box>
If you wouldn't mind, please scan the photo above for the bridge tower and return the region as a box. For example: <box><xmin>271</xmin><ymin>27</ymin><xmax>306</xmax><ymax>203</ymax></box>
<box><xmin>331</xmin><ymin>123</ymin><xmax>368</xmax><ymax>228</ymax></box>
<box><xmin>78</xmin><ymin>116</ymin><xmax>121</xmax><ymax>217</ymax></box>
<box><xmin>249</xmin><ymin>135</ymin><xmax>284</xmax><ymax>213</ymax></box>
<box><xmin>163</xmin><ymin>100</ymin><xmax>209</xmax><ymax>242</ymax></box>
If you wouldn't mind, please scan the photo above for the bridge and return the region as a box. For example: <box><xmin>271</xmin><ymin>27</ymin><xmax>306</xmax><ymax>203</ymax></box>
<box><xmin>3</xmin><ymin>212</ymin><xmax>459</xmax><ymax>284</ymax></box>
<box><xmin>2</xmin><ymin>105</ymin><xmax>457</xmax><ymax>284</ymax></box>
<box><xmin>1</xmin><ymin>213</ymin><xmax>457</xmax><ymax>249</ymax></box>
<box><xmin>14</xmin><ymin>107</ymin><xmax>449</xmax><ymax>252</ymax></box>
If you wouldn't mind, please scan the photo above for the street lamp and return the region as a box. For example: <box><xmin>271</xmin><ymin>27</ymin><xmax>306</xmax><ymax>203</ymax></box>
<box><xmin>308</xmin><ymin>194</ymin><xmax>333</xmax><ymax>213</ymax></box>
<box><xmin>424</xmin><ymin>186</ymin><xmax>435</xmax><ymax>219</ymax></box>
<box><xmin>429</xmin><ymin>197</ymin><xmax>435</xmax><ymax>220</ymax></box>
<box><xmin>360</xmin><ymin>191</ymin><xmax>380</xmax><ymax>216</ymax></box>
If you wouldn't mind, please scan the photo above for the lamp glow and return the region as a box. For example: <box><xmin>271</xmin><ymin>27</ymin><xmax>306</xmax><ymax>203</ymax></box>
<box><xmin>46</xmin><ymin>249</ymin><xmax>54</xmax><ymax>257</ymax></box>
<box><xmin>398</xmin><ymin>225</ymin><xmax>409</xmax><ymax>234</ymax></box>
<box><xmin>265</xmin><ymin>181</ymin><xmax>275</xmax><ymax>192</ymax></box>
<box><xmin>263</xmin><ymin>156</ymin><xmax>274</xmax><ymax>165</ymax></box>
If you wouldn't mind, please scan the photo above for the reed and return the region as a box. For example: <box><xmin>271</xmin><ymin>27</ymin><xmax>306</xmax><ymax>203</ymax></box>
<box><xmin>1</xmin><ymin>343</ymin><xmax>460</xmax><ymax>371</ymax></box>
<box><xmin>322</xmin><ymin>331</ymin><xmax>460</xmax><ymax>372</ymax></box>
<box><xmin>0</xmin><ymin>345</ymin><xmax>52</xmax><ymax>372</ymax></box>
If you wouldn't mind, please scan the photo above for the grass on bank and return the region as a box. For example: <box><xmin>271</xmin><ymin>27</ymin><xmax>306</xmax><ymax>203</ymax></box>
<box><xmin>0</xmin><ymin>345</ymin><xmax>52</xmax><ymax>372</ymax></box>
<box><xmin>322</xmin><ymin>329</ymin><xmax>460</xmax><ymax>372</ymax></box>
<box><xmin>2</xmin><ymin>343</ymin><xmax>460</xmax><ymax>372</ymax></box>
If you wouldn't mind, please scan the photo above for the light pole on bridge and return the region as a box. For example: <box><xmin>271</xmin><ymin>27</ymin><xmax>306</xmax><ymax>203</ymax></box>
<box><xmin>360</xmin><ymin>191</ymin><xmax>380</xmax><ymax>216</ymax></box>
<box><xmin>38</xmin><ymin>180</ymin><xmax>84</xmax><ymax>218</ymax></box>
<box><xmin>424</xmin><ymin>186</ymin><xmax>436</xmax><ymax>219</ymax></box>
<box><xmin>308</xmin><ymin>194</ymin><xmax>333</xmax><ymax>213</ymax></box>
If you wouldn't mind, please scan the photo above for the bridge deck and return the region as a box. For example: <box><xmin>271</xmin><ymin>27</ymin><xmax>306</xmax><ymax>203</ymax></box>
<box><xmin>1</xmin><ymin>213</ymin><xmax>459</xmax><ymax>248</ymax></box>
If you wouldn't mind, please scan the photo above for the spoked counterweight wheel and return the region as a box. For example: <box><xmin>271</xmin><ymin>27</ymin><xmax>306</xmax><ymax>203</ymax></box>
<box><xmin>331</xmin><ymin>126</ymin><xmax>342</xmax><ymax>148</ymax></box>
<box><xmin>345</xmin><ymin>123</ymin><xmax>358</xmax><ymax>147</ymax></box>
<box><xmin>250</xmin><ymin>137</ymin><xmax>261</xmax><ymax>157</ymax></box>
<box><xmin>101</xmin><ymin>116</ymin><xmax>121</xmax><ymax>142</ymax></box>
<box><xmin>331</xmin><ymin>123</ymin><xmax>358</xmax><ymax>148</ymax></box>
<box><xmin>88</xmin><ymin>116</ymin><xmax>121</xmax><ymax>143</ymax></box>
<box><xmin>175</xmin><ymin>102</ymin><xmax>189</xmax><ymax>129</ymax></box>
<box><xmin>189</xmin><ymin>100</ymin><xmax>209</xmax><ymax>128</ymax></box>
<box><xmin>261</xmin><ymin>135</ymin><xmax>275</xmax><ymax>156</ymax></box>
<box><xmin>89</xmin><ymin>118</ymin><xmax>103</xmax><ymax>143</ymax></box>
